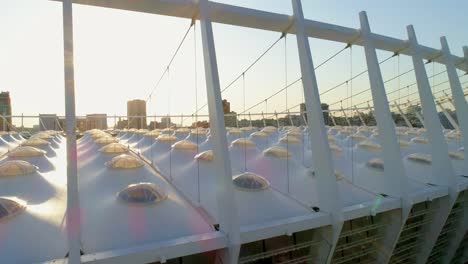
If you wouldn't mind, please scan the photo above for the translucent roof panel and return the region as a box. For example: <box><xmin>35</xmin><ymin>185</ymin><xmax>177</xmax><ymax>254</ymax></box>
<box><xmin>0</xmin><ymin>160</ymin><xmax>37</xmax><ymax>177</ymax></box>
<box><xmin>233</xmin><ymin>172</ymin><xmax>270</xmax><ymax>191</ymax></box>
<box><xmin>194</xmin><ymin>150</ymin><xmax>213</xmax><ymax>161</ymax></box>
<box><xmin>118</xmin><ymin>183</ymin><xmax>167</xmax><ymax>205</ymax></box>
<box><xmin>366</xmin><ymin>158</ymin><xmax>385</xmax><ymax>171</ymax></box>
<box><xmin>176</xmin><ymin>128</ymin><xmax>190</xmax><ymax>133</ymax></box>
<box><xmin>95</xmin><ymin>137</ymin><xmax>119</xmax><ymax>145</ymax></box>
<box><xmin>191</xmin><ymin>128</ymin><xmax>207</xmax><ymax>135</ymax></box>
<box><xmin>144</xmin><ymin>131</ymin><xmax>161</xmax><ymax>137</ymax></box>
<box><xmin>231</xmin><ymin>138</ymin><xmax>256</xmax><ymax>148</ymax></box>
<box><xmin>8</xmin><ymin>146</ymin><xmax>46</xmax><ymax>158</ymax></box>
<box><xmin>98</xmin><ymin>143</ymin><xmax>129</xmax><ymax>154</ymax></box>
<box><xmin>263</xmin><ymin>146</ymin><xmax>290</xmax><ymax>159</ymax></box>
<box><xmin>106</xmin><ymin>154</ymin><xmax>144</xmax><ymax>169</ymax></box>
<box><xmin>135</xmin><ymin>129</ymin><xmax>149</xmax><ymax>134</ymax></box>
<box><xmin>21</xmin><ymin>138</ymin><xmax>50</xmax><ymax>147</ymax></box>
<box><xmin>0</xmin><ymin>197</ymin><xmax>26</xmax><ymax>222</ymax></box>
<box><xmin>91</xmin><ymin>133</ymin><xmax>112</xmax><ymax>140</ymax></box>
<box><xmin>407</xmin><ymin>153</ymin><xmax>432</xmax><ymax>165</ymax></box>
<box><xmin>172</xmin><ymin>140</ymin><xmax>197</xmax><ymax>150</ymax></box>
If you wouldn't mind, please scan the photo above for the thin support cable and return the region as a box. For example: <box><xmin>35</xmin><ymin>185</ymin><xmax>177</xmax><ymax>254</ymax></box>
<box><xmin>285</xmin><ymin>34</ymin><xmax>288</xmax><ymax>113</ymax></box>
<box><xmin>194</xmin><ymin>22</ymin><xmax>201</xmax><ymax>203</ymax></box>
<box><xmin>320</xmin><ymin>52</ymin><xmax>397</xmax><ymax>97</ymax></box>
<box><xmin>146</xmin><ymin>21</ymin><xmax>194</xmax><ymax>102</ymax></box>
<box><xmin>189</xmin><ymin>33</ymin><xmax>285</xmax><ymax>117</ymax></box>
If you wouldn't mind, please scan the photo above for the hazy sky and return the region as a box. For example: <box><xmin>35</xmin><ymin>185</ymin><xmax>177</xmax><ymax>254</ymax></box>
<box><xmin>1</xmin><ymin>0</ymin><xmax>467</xmax><ymax>127</ymax></box>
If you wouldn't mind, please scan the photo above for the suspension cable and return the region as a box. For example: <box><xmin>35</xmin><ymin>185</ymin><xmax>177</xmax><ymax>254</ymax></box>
<box><xmin>146</xmin><ymin>21</ymin><xmax>194</xmax><ymax>102</ymax></box>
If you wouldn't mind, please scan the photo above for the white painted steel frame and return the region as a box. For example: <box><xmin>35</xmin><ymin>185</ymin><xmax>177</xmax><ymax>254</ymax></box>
<box><xmin>54</xmin><ymin>1</ymin><xmax>468</xmax><ymax>264</ymax></box>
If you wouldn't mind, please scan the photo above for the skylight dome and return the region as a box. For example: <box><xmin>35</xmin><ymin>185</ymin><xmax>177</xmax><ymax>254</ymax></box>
<box><xmin>287</xmin><ymin>131</ymin><xmax>302</xmax><ymax>138</ymax></box>
<box><xmin>250</xmin><ymin>131</ymin><xmax>268</xmax><ymax>138</ymax></box>
<box><xmin>411</xmin><ymin>137</ymin><xmax>429</xmax><ymax>144</ymax></box>
<box><xmin>349</xmin><ymin>134</ymin><xmax>367</xmax><ymax>142</ymax></box>
<box><xmin>279</xmin><ymin>135</ymin><xmax>301</xmax><ymax>144</ymax></box>
<box><xmin>335</xmin><ymin>170</ymin><xmax>345</xmax><ymax>181</ymax></box>
<box><xmin>407</xmin><ymin>153</ymin><xmax>432</xmax><ymax>165</ymax></box>
<box><xmin>0</xmin><ymin>197</ymin><xmax>26</xmax><ymax>222</ymax></box>
<box><xmin>366</xmin><ymin>158</ymin><xmax>385</xmax><ymax>171</ymax></box>
<box><xmin>95</xmin><ymin>137</ymin><xmax>119</xmax><ymax>144</ymax></box>
<box><xmin>263</xmin><ymin>146</ymin><xmax>290</xmax><ymax>159</ymax></box>
<box><xmin>99</xmin><ymin>143</ymin><xmax>128</xmax><ymax>154</ymax></box>
<box><xmin>176</xmin><ymin>128</ymin><xmax>190</xmax><ymax>133</ymax></box>
<box><xmin>233</xmin><ymin>172</ymin><xmax>270</xmax><ymax>191</ymax></box>
<box><xmin>135</xmin><ymin>129</ymin><xmax>149</xmax><ymax>134</ymax></box>
<box><xmin>195</xmin><ymin>150</ymin><xmax>213</xmax><ymax>161</ymax></box>
<box><xmin>231</xmin><ymin>138</ymin><xmax>256</xmax><ymax>148</ymax></box>
<box><xmin>329</xmin><ymin>144</ymin><xmax>343</xmax><ymax>156</ymax></box>
<box><xmin>91</xmin><ymin>133</ymin><xmax>111</xmax><ymax>140</ymax></box>
<box><xmin>228</xmin><ymin>128</ymin><xmax>242</xmax><ymax>134</ymax></box>
<box><xmin>0</xmin><ymin>160</ymin><xmax>37</xmax><ymax>177</ymax></box>
<box><xmin>172</xmin><ymin>140</ymin><xmax>197</xmax><ymax>150</ymax></box>
<box><xmin>399</xmin><ymin>140</ymin><xmax>410</xmax><ymax>147</ymax></box>
<box><xmin>162</xmin><ymin>128</ymin><xmax>174</xmax><ymax>134</ymax></box>
<box><xmin>144</xmin><ymin>131</ymin><xmax>161</xmax><ymax>137</ymax></box>
<box><xmin>106</xmin><ymin>154</ymin><xmax>144</xmax><ymax>169</ymax></box>
<box><xmin>328</xmin><ymin>135</ymin><xmax>337</xmax><ymax>143</ymax></box>
<box><xmin>118</xmin><ymin>183</ymin><xmax>167</xmax><ymax>205</ymax></box>
<box><xmin>8</xmin><ymin>146</ymin><xmax>46</xmax><ymax>158</ymax></box>
<box><xmin>357</xmin><ymin>140</ymin><xmax>381</xmax><ymax>152</ymax></box>
<box><xmin>157</xmin><ymin>134</ymin><xmax>178</xmax><ymax>142</ymax></box>
<box><xmin>22</xmin><ymin>138</ymin><xmax>50</xmax><ymax>147</ymax></box>
<box><xmin>31</xmin><ymin>132</ymin><xmax>53</xmax><ymax>140</ymax></box>
<box><xmin>191</xmin><ymin>128</ymin><xmax>206</xmax><ymax>135</ymax></box>
<box><xmin>449</xmin><ymin>151</ymin><xmax>464</xmax><ymax>160</ymax></box>
<box><xmin>261</xmin><ymin>126</ymin><xmax>277</xmax><ymax>134</ymax></box>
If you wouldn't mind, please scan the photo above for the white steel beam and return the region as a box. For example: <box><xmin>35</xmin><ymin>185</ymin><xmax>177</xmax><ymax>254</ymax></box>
<box><xmin>393</xmin><ymin>101</ymin><xmax>413</xmax><ymax>128</ymax></box>
<box><xmin>441</xmin><ymin>37</ymin><xmax>468</xmax><ymax>177</ymax></box>
<box><xmin>359</xmin><ymin>11</ymin><xmax>408</xmax><ymax>200</ymax></box>
<box><xmin>407</xmin><ymin>101</ymin><xmax>425</xmax><ymax>127</ymax></box>
<box><xmin>359</xmin><ymin>12</ymin><xmax>411</xmax><ymax>263</ymax></box>
<box><xmin>340</xmin><ymin>106</ymin><xmax>352</xmax><ymax>126</ymax></box>
<box><xmin>52</xmin><ymin>0</ymin><xmax>468</xmax><ymax>72</ymax></box>
<box><xmin>436</xmin><ymin>101</ymin><xmax>460</xmax><ymax>130</ymax></box>
<box><xmin>62</xmin><ymin>1</ymin><xmax>81</xmax><ymax>263</ymax></box>
<box><xmin>407</xmin><ymin>25</ymin><xmax>457</xmax><ymax>264</ymax></box>
<box><xmin>198</xmin><ymin>0</ymin><xmax>240</xmax><ymax>263</ymax></box>
<box><xmin>354</xmin><ymin>105</ymin><xmax>366</xmax><ymax>126</ymax></box>
<box><xmin>291</xmin><ymin>1</ymin><xmax>342</xmax><ymax>263</ymax></box>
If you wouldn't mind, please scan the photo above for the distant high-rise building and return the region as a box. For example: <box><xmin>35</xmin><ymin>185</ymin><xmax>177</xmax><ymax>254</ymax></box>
<box><xmin>222</xmin><ymin>99</ymin><xmax>237</xmax><ymax>127</ymax></box>
<box><xmin>161</xmin><ymin>117</ymin><xmax>172</xmax><ymax>128</ymax></box>
<box><xmin>0</xmin><ymin>92</ymin><xmax>12</xmax><ymax>131</ymax></box>
<box><xmin>39</xmin><ymin>114</ymin><xmax>59</xmax><ymax>131</ymax></box>
<box><xmin>127</xmin><ymin>99</ymin><xmax>147</xmax><ymax>129</ymax></box>
<box><xmin>86</xmin><ymin>114</ymin><xmax>107</xmax><ymax>130</ymax></box>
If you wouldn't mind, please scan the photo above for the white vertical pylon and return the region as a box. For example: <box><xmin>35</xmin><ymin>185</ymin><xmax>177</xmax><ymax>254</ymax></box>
<box><xmin>360</xmin><ymin>12</ymin><xmax>411</xmax><ymax>263</ymax></box>
<box><xmin>441</xmin><ymin>37</ymin><xmax>468</xmax><ymax>176</ymax></box>
<box><xmin>62</xmin><ymin>0</ymin><xmax>81</xmax><ymax>263</ymax></box>
<box><xmin>407</xmin><ymin>25</ymin><xmax>457</xmax><ymax>264</ymax></box>
<box><xmin>291</xmin><ymin>1</ymin><xmax>342</xmax><ymax>263</ymax></box>
<box><xmin>359</xmin><ymin>11</ymin><xmax>408</xmax><ymax>198</ymax></box>
<box><xmin>393</xmin><ymin>101</ymin><xmax>413</xmax><ymax>128</ymax></box>
<box><xmin>197</xmin><ymin>0</ymin><xmax>240</xmax><ymax>263</ymax></box>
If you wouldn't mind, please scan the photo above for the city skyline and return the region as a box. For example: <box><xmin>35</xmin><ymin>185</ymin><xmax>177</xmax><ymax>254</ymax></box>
<box><xmin>1</xmin><ymin>1</ymin><xmax>467</xmax><ymax>130</ymax></box>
